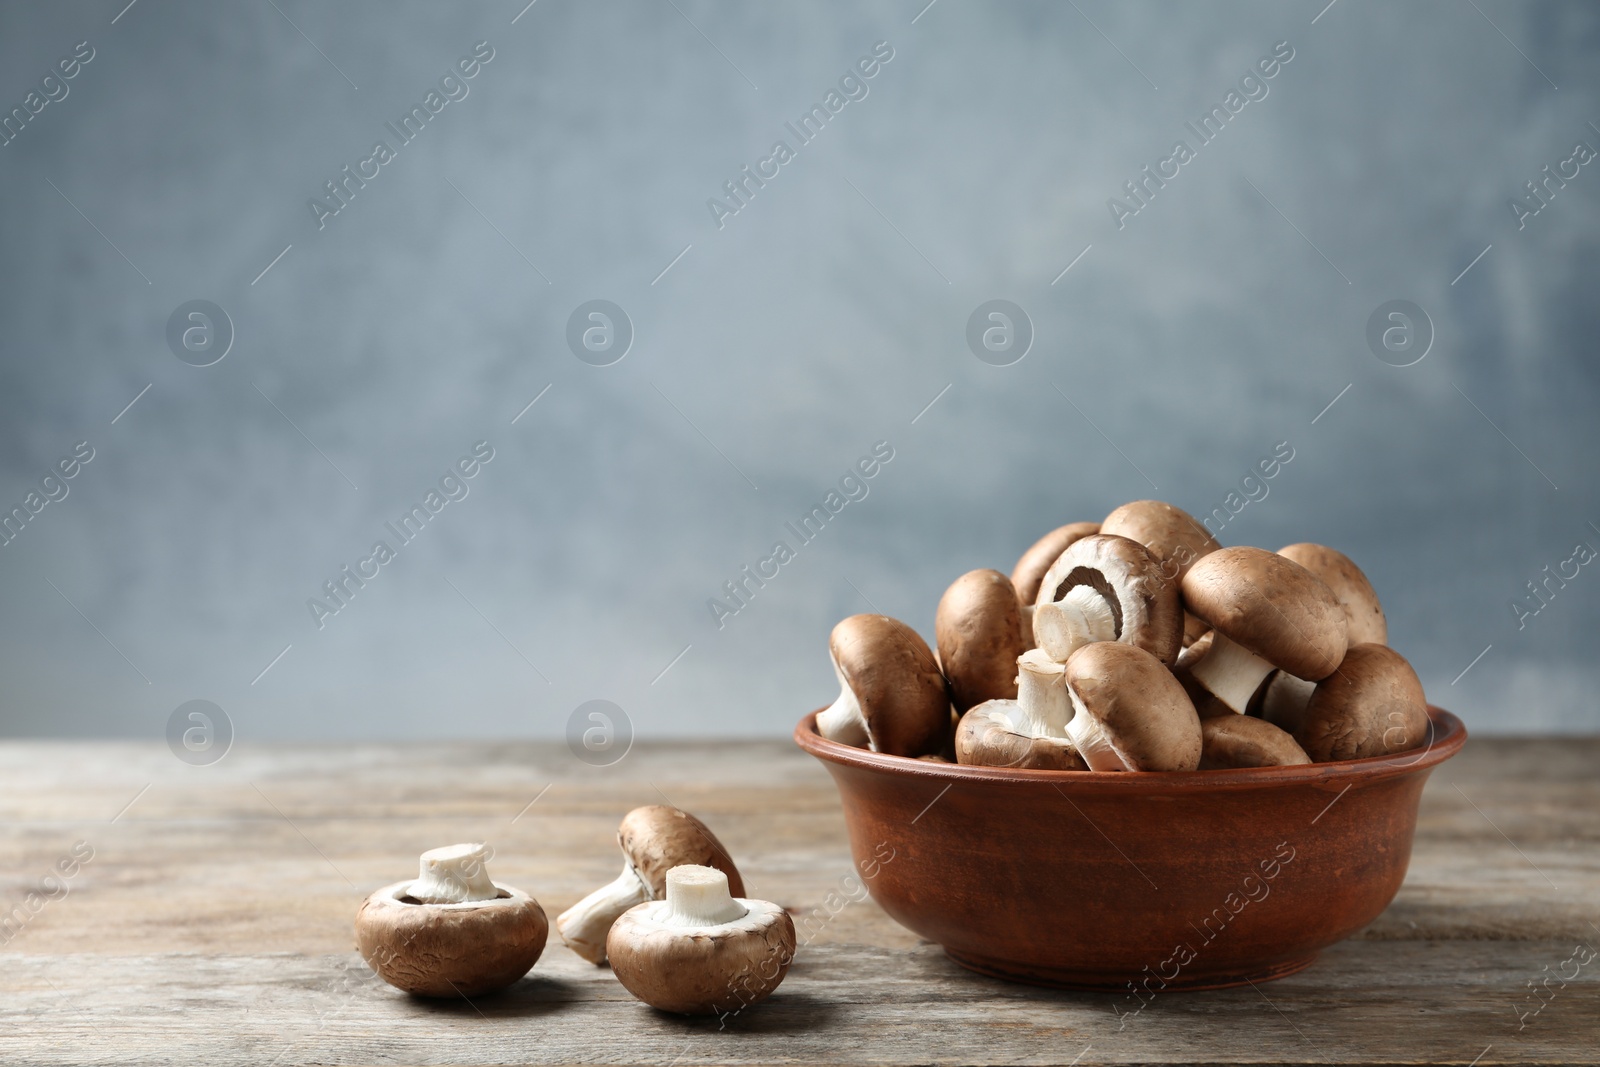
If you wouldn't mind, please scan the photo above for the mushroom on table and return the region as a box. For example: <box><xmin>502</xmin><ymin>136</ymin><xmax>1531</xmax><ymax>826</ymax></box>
<box><xmin>607</xmin><ymin>864</ymin><xmax>796</xmax><ymax>1016</ymax></box>
<box><xmin>556</xmin><ymin>805</ymin><xmax>743</xmax><ymax>965</ymax></box>
<box><xmin>354</xmin><ymin>842</ymin><xmax>548</xmax><ymax>998</ymax></box>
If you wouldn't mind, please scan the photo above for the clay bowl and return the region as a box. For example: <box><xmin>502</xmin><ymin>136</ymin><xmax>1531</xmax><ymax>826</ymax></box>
<box><xmin>795</xmin><ymin>706</ymin><xmax>1465</xmax><ymax>991</ymax></box>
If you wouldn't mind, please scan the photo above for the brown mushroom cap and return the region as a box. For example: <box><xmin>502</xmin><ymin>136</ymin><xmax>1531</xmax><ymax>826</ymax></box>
<box><xmin>1100</xmin><ymin>500</ymin><xmax>1220</xmax><ymax>583</ymax></box>
<box><xmin>1199</xmin><ymin>714</ymin><xmax>1311</xmax><ymax>769</ymax></box>
<box><xmin>1011</xmin><ymin>522</ymin><xmax>1100</xmax><ymax>605</ymax></box>
<box><xmin>936</xmin><ymin>569</ymin><xmax>1026</xmax><ymax>714</ymax></box>
<box><xmin>1035</xmin><ymin>534</ymin><xmax>1184</xmax><ymax>666</ymax></box>
<box><xmin>1103</xmin><ymin>500</ymin><xmax>1221</xmax><ymax>645</ymax></box>
<box><xmin>607</xmin><ymin>868</ymin><xmax>797</xmax><ymax>1016</ymax></box>
<box><xmin>954</xmin><ymin>700</ymin><xmax>1089</xmax><ymax>770</ymax></box>
<box><xmin>1063</xmin><ymin>642</ymin><xmax>1202</xmax><ymax>771</ymax></box>
<box><xmin>619</xmin><ymin>805</ymin><xmax>745</xmax><ymax>899</ymax></box>
<box><xmin>1181</xmin><ymin>547</ymin><xmax>1349</xmax><ymax>680</ymax></box>
<box><xmin>1277</xmin><ymin>543</ymin><xmax>1387</xmax><ymax>646</ymax></box>
<box><xmin>356</xmin><ymin>882</ymin><xmax>548</xmax><ymax>997</ymax></box>
<box><xmin>823</xmin><ymin>614</ymin><xmax>949</xmax><ymax>757</ymax></box>
<box><xmin>1295</xmin><ymin>643</ymin><xmax>1430</xmax><ymax>762</ymax></box>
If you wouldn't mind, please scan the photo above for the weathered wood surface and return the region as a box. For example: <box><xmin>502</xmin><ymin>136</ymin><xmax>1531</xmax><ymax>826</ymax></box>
<box><xmin>1</xmin><ymin>738</ymin><xmax>1596</xmax><ymax>1066</ymax></box>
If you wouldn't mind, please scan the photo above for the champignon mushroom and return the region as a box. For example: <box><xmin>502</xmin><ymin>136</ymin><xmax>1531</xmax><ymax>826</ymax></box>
<box><xmin>556</xmin><ymin>805</ymin><xmax>743</xmax><ymax>965</ymax></box>
<box><xmin>1032</xmin><ymin>534</ymin><xmax>1183</xmax><ymax>666</ymax></box>
<box><xmin>1277</xmin><ymin>543</ymin><xmax>1387</xmax><ymax>645</ymax></box>
<box><xmin>1199</xmin><ymin>714</ymin><xmax>1311</xmax><ymax>769</ymax></box>
<box><xmin>1256</xmin><ymin>546</ymin><xmax>1386</xmax><ymax>731</ymax></box>
<box><xmin>936</xmin><ymin>569</ymin><xmax>1027</xmax><ymax>715</ymax></box>
<box><xmin>1294</xmin><ymin>643</ymin><xmax>1430</xmax><ymax>762</ymax></box>
<box><xmin>1011</xmin><ymin>521</ymin><xmax>1101</xmax><ymax>605</ymax></box>
<box><xmin>1063</xmin><ymin>642</ymin><xmax>1202</xmax><ymax>771</ymax></box>
<box><xmin>955</xmin><ymin>649</ymin><xmax>1088</xmax><ymax>770</ymax></box>
<box><xmin>607</xmin><ymin>864</ymin><xmax>796</xmax><ymax>1016</ymax></box>
<box><xmin>1100</xmin><ymin>499</ymin><xmax>1221</xmax><ymax>645</ymax></box>
<box><xmin>815</xmin><ymin>614</ymin><xmax>949</xmax><ymax>756</ymax></box>
<box><xmin>355</xmin><ymin>842</ymin><xmax>548</xmax><ymax>997</ymax></box>
<box><xmin>1180</xmin><ymin>547</ymin><xmax>1349</xmax><ymax>715</ymax></box>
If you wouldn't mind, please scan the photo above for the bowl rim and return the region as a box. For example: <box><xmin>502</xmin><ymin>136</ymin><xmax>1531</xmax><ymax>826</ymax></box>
<box><xmin>794</xmin><ymin>706</ymin><xmax>1466</xmax><ymax>793</ymax></box>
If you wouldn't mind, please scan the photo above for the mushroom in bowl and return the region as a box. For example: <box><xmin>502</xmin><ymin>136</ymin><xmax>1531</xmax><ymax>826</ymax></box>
<box><xmin>955</xmin><ymin>649</ymin><xmax>1087</xmax><ymax>770</ymax></box>
<box><xmin>815</xmin><ymin>613</ymin><xmax>949</xmax><ymax>756</ymax></box>
<box><xmin>1032</xmin><ymin>534</ymin><xmax>1183</xmax><ymax>666</ymax></box>
<box><xmin>1180</xmin><ymin>546</ymin><xmax>1348</xmax><ymax>715</ymax></box>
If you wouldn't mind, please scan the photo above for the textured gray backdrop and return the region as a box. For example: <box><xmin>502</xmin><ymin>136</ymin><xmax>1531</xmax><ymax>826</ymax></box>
<box><xmin>1</xmin><ymin>0</ymin><xmax>1595</xmax><ymax>744</ymax></box>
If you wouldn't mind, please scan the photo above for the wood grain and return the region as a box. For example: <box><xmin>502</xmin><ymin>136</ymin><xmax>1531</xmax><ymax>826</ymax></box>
<box><xmin>1</xmin><ymin>738</ymin><xmax>1596</xmax><ymax>1065</ymax></box>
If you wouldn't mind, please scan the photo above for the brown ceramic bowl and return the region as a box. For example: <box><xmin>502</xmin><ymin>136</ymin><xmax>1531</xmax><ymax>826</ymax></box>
<box><xmin>795</xmin><ymin>707</ymin><xmax>1465</xmax><ymax>991</ymax></box>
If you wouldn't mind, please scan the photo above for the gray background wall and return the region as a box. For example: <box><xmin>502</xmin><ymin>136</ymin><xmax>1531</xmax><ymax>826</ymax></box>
<box><xmin>0</xmin><ymin>0</ymin><xmax>1595</xmax><ymax>744</ymax></box>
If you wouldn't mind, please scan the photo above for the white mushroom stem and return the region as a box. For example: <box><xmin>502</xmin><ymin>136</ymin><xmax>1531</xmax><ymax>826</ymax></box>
<box><xmin>1065</xmin><ymin>688</ymin><xmax>1124</xmax><ymax>772</ymax></box>
<box><xmin>1012</xmin><ymin>650</ymin><xmax>1072</xmax><ymax>737</ymax></box>
<box><xmin>556</xmin><ymin>862</ymin><xmax>651</xmax><ymax>963</ymax></box>
<box><xmin>1188</xmin><ymin>632</ymin><xmax>1276</xmax><ymax>714</ymax></box>
<box><xmin>815</xmin><ymin>653</ymin><xmax>871</xmax><ymax>748</ymax></box>
<box><xmin>408</xmin><ymin>842</ymin><xmax>498</xmax><ymax>904</ymax></box>
<box><xmin>660</xmin><ymin>865</ymin><xmax>747</xmax><ymax>928</ymax></box>
<box><xmin>1033</xmin><ymin>585</ymin><xmax>1116</xmax><ymax>662</ymax></box>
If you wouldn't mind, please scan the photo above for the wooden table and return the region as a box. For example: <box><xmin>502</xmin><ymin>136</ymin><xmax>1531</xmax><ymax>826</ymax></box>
<box><xmin>1</xmin><ymin>738</ymin><xmax>1595</xmax><ymax>1065</ymax></box>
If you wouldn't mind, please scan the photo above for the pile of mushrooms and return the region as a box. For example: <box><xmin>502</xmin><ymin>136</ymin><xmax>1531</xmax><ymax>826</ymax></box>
<box><xmin>817</xmin><ymin>500</ymin><xmax>1431</xmax><ymax>772</ymax></box>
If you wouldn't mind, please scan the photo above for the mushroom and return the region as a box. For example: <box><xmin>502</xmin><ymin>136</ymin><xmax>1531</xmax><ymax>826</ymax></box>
<box><xmin>1199</xmin><ymin>714</ymin><xmax>1311</xmax><ymax>769</ymax></box>
<box><xmin>1257</xmin><ymin>543</ymin><xmax>1387</xmax><ymax>731</ymax></box>
<box><xmin>955</xmin><ymin>649</ymin><xmax>1088</xmax><ymax>770</ymax></box>
<box><xmin>607</xmin><ymin>864</ymin><xmax>796</xmax><ymax>1016</ymax></box>
<box><xmin>1011</xmin><ymin>521</ymin><xmax>1101</xmax><ymax>605</ymax></box>
<box><xmin>815</xmin><ymin>614</ymin><xmax>949</xmax><ymax>756</ymax></box>
<box><xmin>1180</xmin><ymin>547</ymin><xmax>1349</xmax><ymax>715</ymax></box>
<box><xmin>1063</xmin><ymin>642</ymin><xmax>1202</xmax><ymax>771</ymax></box>
<box><xmin>1100</xmin><ymin>499</ymin><xmax>1221</xmax><ymax>645</ymax></box>
<box><xmin>1294</xmin><ymin>643</ymin><xmax>1430</xmax><ymax>762</ymax></box>
<box><xmin>556</xmin><ymin>805</ymin><xmax>743</xmax><ymax>965</ymax></box>
<box><xmin>936</xmin><ymin>569</ymin><xmax>1026</xmax><ymax>715</ymax></box>
<box><xmin>1032</xmin><ymin>534</ymin><xmax>1183</xmax><ymax>666</ymax></box>
<box><xmin>1277</xmin><ymin>543</ymin><xmax>1387</xmax><ymax>645</ymax></box>
<box><xmin>355</xmin><ymin>842</ymin><xmax>548</xmax><ymax>998</ymax></box>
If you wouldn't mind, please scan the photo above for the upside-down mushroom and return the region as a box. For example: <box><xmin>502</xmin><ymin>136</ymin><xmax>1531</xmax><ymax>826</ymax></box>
<box><xmin>607</xmin><ymin>864</ymin><xmax>796</xmax><ymax>1016</ymax></box>
<box><xmin>355</xmin><ymin>843</ymin><xmax>548</xmax><ymax>997</ymax></box>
